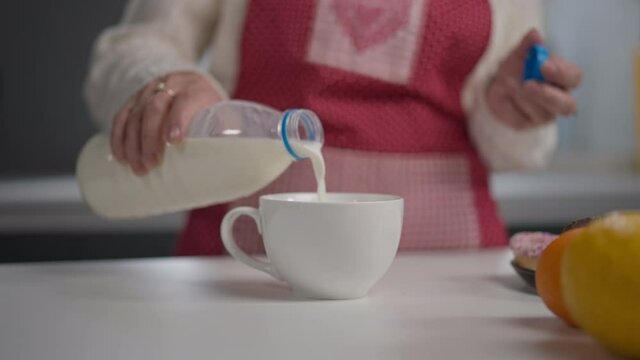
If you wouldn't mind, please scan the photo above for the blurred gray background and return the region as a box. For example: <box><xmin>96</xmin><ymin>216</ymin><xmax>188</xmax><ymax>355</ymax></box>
<box><xmin>1</xmin><ymin>0</ymin><xmax>178</xmax><ymax>262</ymax></box>
<box><xmin>1</xmin><ymin>0</ymin><xmax>127</xmax><ymax>176</ymax></box>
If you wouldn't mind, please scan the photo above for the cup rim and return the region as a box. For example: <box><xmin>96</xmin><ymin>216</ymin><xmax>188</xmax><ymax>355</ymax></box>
<box><xmin>260</xmin><ymin>192</ymin><xmax>402</xmax><ymax>204</ymax></box>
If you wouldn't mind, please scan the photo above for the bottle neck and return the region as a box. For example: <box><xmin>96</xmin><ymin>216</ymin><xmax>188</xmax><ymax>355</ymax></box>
<box><xmin>280</xmin><ymin>109</ymin><xmax>324</xmax><ymax>161</ymax></box>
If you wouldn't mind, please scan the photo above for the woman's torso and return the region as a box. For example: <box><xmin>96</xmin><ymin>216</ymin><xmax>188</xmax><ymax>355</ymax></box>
<box><xmin>178</xmin><ymin>0</ymin><xmax>508</xmax><ymax>255</ymax></box>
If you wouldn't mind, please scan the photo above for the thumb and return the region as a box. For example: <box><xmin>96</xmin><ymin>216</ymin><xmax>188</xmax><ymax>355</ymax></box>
<box><xmin>165</xmin><ymin>96</ymin><xmax>206</xmax><ymax>143</ymax></box>
<box><xmin>511</xmin><ymin>29</ymin><xmax>544</xmax><ymax>61</ymax></box>
<box><xmin>499</xmin><ymin>29</ymin><xmax>545</xmax><ymax>78</ymax></box>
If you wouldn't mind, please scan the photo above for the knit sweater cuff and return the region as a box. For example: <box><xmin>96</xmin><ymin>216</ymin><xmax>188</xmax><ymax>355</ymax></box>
<box><xmin>467</xmin><ymin>79</ymin><xmax>558</xmax><ymax>172</ymax></box>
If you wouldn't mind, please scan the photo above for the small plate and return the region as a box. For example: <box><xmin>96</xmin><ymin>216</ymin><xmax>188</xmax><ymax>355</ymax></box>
<box><xmin>511</xmin><ymin>260</ymin><xmax>537</xmax><ymax>292</ymax></box>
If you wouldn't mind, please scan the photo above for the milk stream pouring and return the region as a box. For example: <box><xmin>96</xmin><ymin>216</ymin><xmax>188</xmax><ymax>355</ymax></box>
<box><xmin>76</xmin><ymin>100</ymin><xmax>326</xmax><ymax>219</ymax></box>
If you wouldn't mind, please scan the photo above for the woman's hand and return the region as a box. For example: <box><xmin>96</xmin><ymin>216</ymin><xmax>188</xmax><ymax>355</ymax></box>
<box><xmin>111</xmin><ymin>72</ymin><xmax>223</xmax><ymax>175</ymax></box>
<box><xmin>486</xmin><ymin>30</ymin><xmax>582</xmax><ymax>130</ymax></box>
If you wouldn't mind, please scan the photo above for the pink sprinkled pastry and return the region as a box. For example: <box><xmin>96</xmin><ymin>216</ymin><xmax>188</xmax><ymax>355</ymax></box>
<box><xmin>510</xmin><ymin>232</ymin><xmax>557</xmax><ymax>270</ymax></box>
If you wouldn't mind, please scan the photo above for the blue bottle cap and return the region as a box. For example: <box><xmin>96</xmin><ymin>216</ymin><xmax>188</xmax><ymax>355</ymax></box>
<box><xmin>523</xmin><ymin>44</ymin><xmax>549</xmax><ymax>82</ymax></box>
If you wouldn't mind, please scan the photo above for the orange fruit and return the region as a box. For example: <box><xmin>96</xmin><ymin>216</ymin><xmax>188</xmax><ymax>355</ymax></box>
<box><xmin>535</xmin><ymin>228</ymin><xmax>583</xmax><ymax>326</ymax></box>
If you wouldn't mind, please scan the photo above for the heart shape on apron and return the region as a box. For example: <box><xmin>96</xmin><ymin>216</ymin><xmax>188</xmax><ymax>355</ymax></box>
<box><xmin>331</xmin><ymin>0</ymin><xmax>413</xmax><ymax>51</ymax></box>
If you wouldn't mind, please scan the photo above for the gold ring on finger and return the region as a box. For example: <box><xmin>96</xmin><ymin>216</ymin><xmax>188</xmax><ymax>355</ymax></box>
<box><xmin>154</xmin><ymin>82</ymin><xmax>176</xmax><ymax>97</ymax></box>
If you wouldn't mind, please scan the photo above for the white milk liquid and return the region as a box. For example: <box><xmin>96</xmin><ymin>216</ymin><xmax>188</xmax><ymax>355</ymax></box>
<box><xmin>77</xmin><ymin>135</ymin><xmax>327</xmax><ymax>219</ymax></box>
<box><xmin>291</xmin><ymin>142</ymin><xmax>326</xmax><ymax>202</ymax></box>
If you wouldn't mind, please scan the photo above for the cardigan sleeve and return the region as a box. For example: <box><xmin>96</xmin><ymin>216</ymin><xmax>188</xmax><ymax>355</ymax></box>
<box><xmin>84</xmin><ymin>0</ymin><xmax>229</xmax><ymax>132</ymax></box>
<box><xmin>462</xmin><ymin>0</ymin><xmax>558</xmax><ymax>172</ymax></box>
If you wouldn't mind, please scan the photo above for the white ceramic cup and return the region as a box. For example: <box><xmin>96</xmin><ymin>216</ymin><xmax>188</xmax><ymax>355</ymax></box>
<box><xmin>220</xmin><ymin>193</ymin><xmax>403</xmax><ymax>299</ymax></box>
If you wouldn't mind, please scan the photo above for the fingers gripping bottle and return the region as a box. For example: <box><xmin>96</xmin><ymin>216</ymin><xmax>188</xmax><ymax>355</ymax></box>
<box><xmin>76</xmin><ymin>100</ymin><xmax>324</xmax><ymax>218</ymax></box>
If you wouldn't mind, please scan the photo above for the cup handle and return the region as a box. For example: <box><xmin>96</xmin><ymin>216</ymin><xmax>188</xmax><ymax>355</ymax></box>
<box><xmin>220</xmin><ymin>207</ymin><xmax>282</xmax><ymax>280</ymax></box>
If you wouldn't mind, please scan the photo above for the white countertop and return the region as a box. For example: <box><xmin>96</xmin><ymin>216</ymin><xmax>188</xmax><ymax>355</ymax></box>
<box><xmin>1</xmin><ymin>171</ymin><xmax>639</xmax><ymax>233</ymax></box>
<box><xmin>0</xmin><ymin>249</ymin><xmax>614</xmax><ymax>360</ymax></box>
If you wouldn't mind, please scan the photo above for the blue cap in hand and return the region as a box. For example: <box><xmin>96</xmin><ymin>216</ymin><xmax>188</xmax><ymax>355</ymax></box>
<box><xmin>523</xmin><ymin>44</ymin><xmax>549</xmax><ymax>82</ymax></box>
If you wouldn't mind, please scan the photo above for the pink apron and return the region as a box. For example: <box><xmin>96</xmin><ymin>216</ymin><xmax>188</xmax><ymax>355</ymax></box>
<box><xmin>178</xmin><ymin>0</ymin><xmax>507</xmax><ymax>255</ymax></box>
